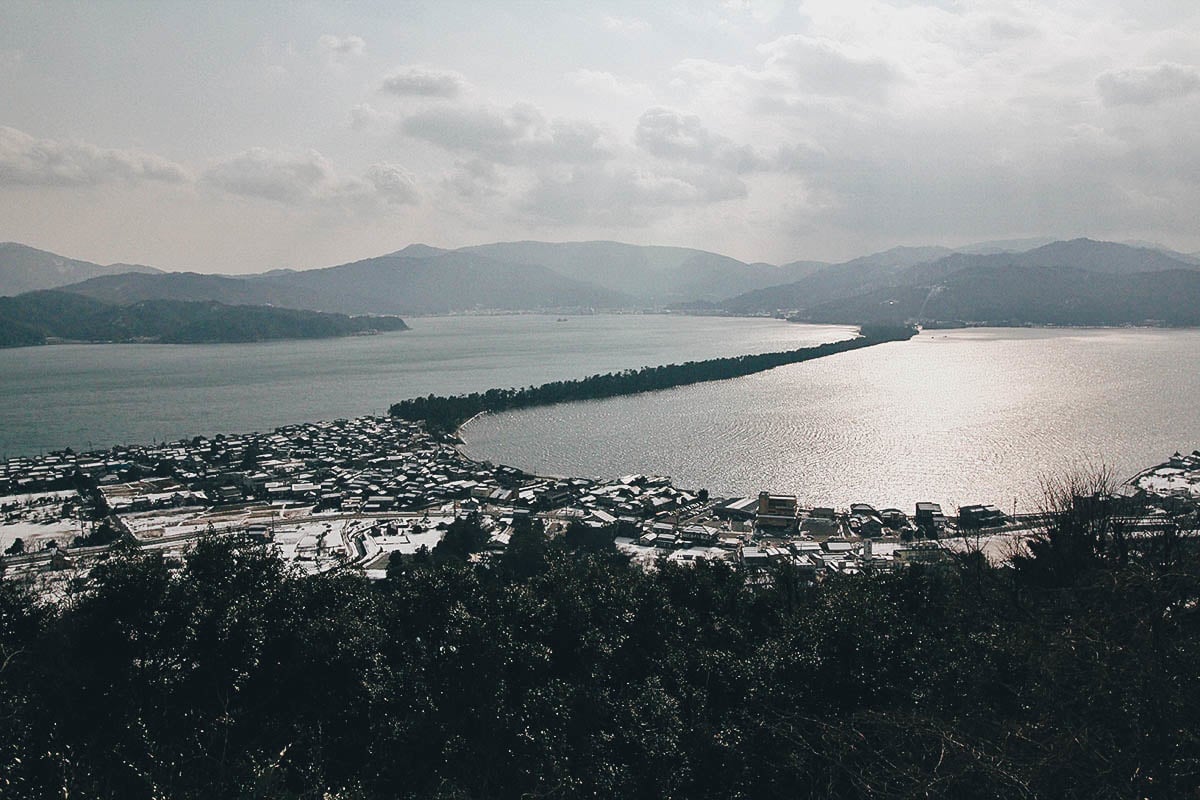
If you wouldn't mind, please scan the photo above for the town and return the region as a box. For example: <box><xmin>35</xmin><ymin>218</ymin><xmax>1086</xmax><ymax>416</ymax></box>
<box><xmin>2</xmin><ymin>414</ymin><xmax>1197</xmax><ymax>586</ymax></box>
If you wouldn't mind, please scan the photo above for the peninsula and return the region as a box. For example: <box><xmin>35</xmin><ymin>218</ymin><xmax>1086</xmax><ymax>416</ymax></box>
<box><xmin>390</xmin><ymin>323</ymin><xmax>917</xmax><ymax>431</ymax></box>
<box><xmin>0</xmin><ymin>290</ymin><xmax>408</xmax><ymax>348</ymax></box>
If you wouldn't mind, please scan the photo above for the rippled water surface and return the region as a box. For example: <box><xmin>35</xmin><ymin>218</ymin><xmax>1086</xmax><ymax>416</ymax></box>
<box><xmin>463</xmin><ymin>328</ymin><xmax>1200</xmax><ymax>511</ymax></box>
<box><xmin>0</xmin><ymin>315</ymin><xmax>853</xmax><ymax>456</ymax></box>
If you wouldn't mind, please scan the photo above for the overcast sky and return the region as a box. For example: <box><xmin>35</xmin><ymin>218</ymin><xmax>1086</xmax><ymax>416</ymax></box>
<box><xmin>2</xmin><ymin>1</ymin><xmax>1199</xmax><ymax>272</ymax></box>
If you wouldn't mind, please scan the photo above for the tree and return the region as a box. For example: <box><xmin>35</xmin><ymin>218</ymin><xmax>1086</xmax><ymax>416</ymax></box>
<box><xmin>1013</xmin><ymin>466</ymin><xmax>1135</xmax><ymax>586</ymax></box>
<box><xmin>559</xmin><ymin>519</ymin><xmax>618</xmax><ymax>555</ymax></box>
<box><xmin>432</xmin><ymin>513</ymin><xmax>488</xmax><ymax>563</ymax></box>
<box><xmin>501</xmin><ymin>517</ymin><xmax>548</xmax><ymax>579</ymax></box>
<box><xmin>4</xmin><ymin>538</ymin><xmax>24</xmax><ymax>556</ymax></box>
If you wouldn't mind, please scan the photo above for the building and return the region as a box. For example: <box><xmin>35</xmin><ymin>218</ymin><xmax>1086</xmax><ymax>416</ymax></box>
<box><xmin>958</xmin><ymin>504</ymin><xmax>1008</xmax><ymax>529</ymax></box>
<box><xmin>756</xmin><ymin>492</ymin><xmax>797</xmax><ymax>532</ymax></box>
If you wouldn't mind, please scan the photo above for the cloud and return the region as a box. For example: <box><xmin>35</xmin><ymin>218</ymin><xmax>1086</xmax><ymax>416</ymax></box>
<box><xmin>317</xmin><ymin>34</ymin><xmax>365</xmax><ymax>58</ymax></box>
<box><xmin>602</xmin><ymin>15</ymin><xmax>649</xmax><ymax>34</ymax></box>
<box><xmin>0</xmin><ymin>126</ymin><xmax>190</xmax><ymax>187</ymax></box>
<box><xmin>635</xmin><ymin>108</ymin><xmax>770</xmax><ymax>172</ymax></box>
<box><xmin>0</xmin><ymin>49</ymin><xmax>22</xmax><ymax>71</ymax></box>
<box><xmin>204</xmin><ymin>148</ymin><xmax>336</xmax><ymax>203</ymax></box>
<box><xmin>365</xmin><ymin>163</ymin><xmax>419</xmax><ymax>205</ymax></box>
<box><xmin>348</xmin><ymin>103</ymin><xmax>399</xmax><ymax>130</ymax></box>
<box><xmin>403</xmin><ymin>103</ymin><xmax>614</xmax><ymax>164</ymax></box>
<box><xmin>523</xmin><ymin>165</ymin><xmax>747</xmax><ymax>226</ymax></box>
<box><xmin>381</xmin><ymin>66</ymin><xmax>469</xmax><ymax>98</ymax></box>
<box><xmin>668</xmin><ymin>32</ymin><xmax>901</xmax><ymax>116</ymax></box>
<box><xmin>758</xmin><ymin>34</ymin><xmax>899</xmax><ymax>101</ymax></box>
<box><xmin>566</xmin><ymin>69</ymin><xmax>650</xmax><ymax>99</ymax></box>
<box><xmin>203</xmin><ymin>147</ymin><xmax>417</xmax><ymax>207</ymax></box>
<box><xmin>443</xmin><ymin>158</ymin><xmax>503</xmax><ymax>200</ymax></box>
<box><xmin>1097</xmin><ymin>63</ymin><xmax>1200</xmax><ymax>106</ymax></box>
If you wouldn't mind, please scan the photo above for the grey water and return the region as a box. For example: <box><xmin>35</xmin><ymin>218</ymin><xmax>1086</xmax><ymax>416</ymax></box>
<box><xmin>462</xmin><ymin>327</ymin><xmax>1200</xmax><ymax>512</ymax></box>
<box><xmin>0</xmin><ymin>315</ymin><xmax>853</xmax><ymax>457</ymax></box>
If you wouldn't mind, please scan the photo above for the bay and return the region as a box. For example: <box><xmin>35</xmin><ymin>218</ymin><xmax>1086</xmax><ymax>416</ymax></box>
<box><xmin>0</xmin><ymin>315</ymin><xmax>853</xmax><ymax>457</ymax></box>
<box><xmin>462</xmin><ymin>327</ymin><xmax>1200</xmax><ymax>512</ymax></box>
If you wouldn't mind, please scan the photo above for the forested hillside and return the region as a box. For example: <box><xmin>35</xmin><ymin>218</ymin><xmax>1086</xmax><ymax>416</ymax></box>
<box><xmin>0</xmin><ymin>495</ymin><xmax>1195</xmax><ymax>799</ymax></box>
<box><xmin>0</xmin><ymin>291</ymin><xmax>407</xmax><ymax>347</ymax></box>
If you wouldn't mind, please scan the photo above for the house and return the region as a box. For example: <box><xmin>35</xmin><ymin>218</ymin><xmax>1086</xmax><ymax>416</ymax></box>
<box><xmin>741</xmin><ymin>545</ymin><xmax>769</xmax><ymax>567</ymax></box>
<box><xmin>958</xmin><ymin>504</ymin><xmax>1008</xmax><ymax>529</ymax></box>
<box><xmin>915</xmin><ymin>502</ymin><xmax>947</xmax><ymax>535</ymax></box>
<box><xmin>211</xmin><ymin>485</ymin><xmax>244</xmax><ymax>504</ymax></box>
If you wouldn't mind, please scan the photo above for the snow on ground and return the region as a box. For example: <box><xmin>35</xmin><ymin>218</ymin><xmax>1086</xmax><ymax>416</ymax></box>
<box><xmin>273</xmin><ymin>519</ymin><xmax>348</xmax><ymax>572</ymax></box>
<box><xmin>941</xmin><ymin>531</ymin><xmax>1033</xmax><ymax>563</ymax></box>
<box><xmin>1136</xmin><ymin>470</ymin><xmax>1200</xmax><ymax>498</ymax></box>
<box><xmin>0</xmin><ymin>519</ymin><xmax>80</xmax><ymax>551</ymax></box>
<box><xmin>667</xmin><ymin>546</ymin><xmax>734</xmax><ymax>565</ymax></box>
<box><xmin>368</xmin><ymin>528</ymin><xmax>445</xmax><ymax>556</ymax></box>
<box><xmin>0</xmin><ymin>489</ymin><xmax>78</xmax><ymax>505</ymax></box>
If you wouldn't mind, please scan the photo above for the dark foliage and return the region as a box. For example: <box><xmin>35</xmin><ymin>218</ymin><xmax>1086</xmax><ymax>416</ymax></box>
<box><xmin>70</xmin><ymin>518</ymin><xmax>126</xmax><ymax>548</ymax></box>
<box><xmin>431</xmin><ymin>513</ymin><xmax>489</xmax><ymax>564</ymax></box>
<box><xmin>0</xmin><ymin>492</ymin><xmax>1197</xmax><ymax>799</ymax></box>
<box><xmin>0</xmin><ymin>290</ymin><xmax>407</xmax><ymax>347</ymax></box>
<box><xmin>390</xmin><ymin>325</ymin><xmax>917</xmax><ymax>430</ymax></box>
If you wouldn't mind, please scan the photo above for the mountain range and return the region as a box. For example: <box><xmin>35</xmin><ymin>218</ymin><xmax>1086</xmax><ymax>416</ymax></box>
<box><xmin>32</xmin><ymin>242</ymin><xmax>816</xmax><ymax>314</ymax></box>
<box><xmin>3</xmin><ymin>237</ymin><xmax>1200</xmax><ymax>327</ymax></box>
<box><xmin>722</xmin><ymin>239</ymin><xmax>1200</xmax><ymax>326</ymax></box>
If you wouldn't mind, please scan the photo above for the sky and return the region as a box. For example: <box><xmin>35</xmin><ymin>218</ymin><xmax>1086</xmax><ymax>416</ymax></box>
<box><xmin>2</xmin><ymin>0</ymin><xmax>1199</xmax><ymax>272</ymax></box>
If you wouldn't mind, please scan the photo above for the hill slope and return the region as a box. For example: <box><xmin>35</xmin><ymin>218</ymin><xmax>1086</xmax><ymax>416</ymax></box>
<box><xmin>801</xmin><ymin>266</ymin><xmax>1200</xmax><ymax>327</ymax></box>
<box><xmin>458</xmin><ymin>240</ymin><xmax>812</xmax><ymax>304</ymax></box>
<box><xmin>57</xmin><ymin>250</ymin><xmax>633</xmax><ymax>314</ymax></box>
<box><xmin>0</xmin><ymin>291</ymin><xmax>407</xmax><ymax>347</ymax></box>
<box><xmin>0</xmin><ymin>242</ymin><xmax>161</xmax><ymax>296</ymax></box>
<box><xmin>723</xmin><ymin>244</ymin><xmax>970</xmax><ymax>314</ymax></box>
<box><xmin>266</xmin><ymin>251</ymin><xmax>633</xmax><ymax>314</ymax></box>
<box><xmin>61</xmin><ymin>271</ymin><xmax>323</xmax><ymax>309</ymax></box>
<box><xmin>42</xmin><ymin>240</ymin><xmax>820</xmax><ymax>312</ymax></box>
<box><xmin>724</xmin><ymin>239</ymin><xmax>1200</xmax><ymax>316</ymax></box>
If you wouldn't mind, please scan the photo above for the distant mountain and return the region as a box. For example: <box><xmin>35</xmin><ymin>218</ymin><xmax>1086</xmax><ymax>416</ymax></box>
<box><xmin>1117</xmin><ymin>240</ymin><xmax>1200</xmax><ymax>265</ymax></box>
<box><xmin>0</xmin><ymin>291</ymin><xmax>407</xmax><ymax>348</ymax></box>
<box><xmin>57</xmin><ymin>250</ymin><xmax>632</xmax><ymax>315</ymax></box>
<box><xmin>264</xmin><ymin>251</ymin><xmax>632</xmax><ymax>314</ymax></box>
<box><xmin>723</xmin><ymin>238</ymin><xmax>1200</xmax><ymax>316</ymax></box>
<box><xmin>800</xmin><ymin>266</ymin><xmax>1200</xmax><ymax>327</ymax></box>
<box><xmin>780</xmin><ymin>259</ymin><xmax>830</xmax><ymax>278</ymax></box>
<box><xmin>0</xmin><ymin>242</ymin><xmax>161</xmax><ymax>296</ymax></box>
<box><xmin>36</xmin><ymin>240</ymin><xmax>824</xmax><ymax>313</ymax></box>
<box><xmin>62</xmin><ymin>271</ymin><xmax>323</xmax><ymax>309</ymax></box>
<box><xmin>842</xmin><ymin>245</ymin><xmax>957</xmax><ymax>269</ymax></box>
<box><xmin>722</xmin><ymin>251</ymin><xmax>932</xmax><ymax>315</ymax></box>
<box><xmin>954</xmin><ymin>237</ymin><xmax>1058</xmax><ymax>255</ymax></box>
<box><xmin>28</xmin><ymin>236</ymin><xmax>1200</xmax><ymax>321</ymax></box>
<box><xmin>919</xmin><ymin>238</ymin><xmax>1197</xmax><ymax>279</ymax></box>
<box><xmin>457</xmin><ymin>240</ymin><xmax>810</xmax><ymax>304</ymax></box>
<box><xmin>392</xmin><ymin>243</ymin><xmax>450</xmax><ymax>258</ymax></box>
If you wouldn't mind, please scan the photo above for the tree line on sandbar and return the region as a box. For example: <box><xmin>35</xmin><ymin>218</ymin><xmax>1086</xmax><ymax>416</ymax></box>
<box><xmin>390</xmin><ymin>324</ymin><xmax>917</xmax><ymax>431</ymax></box>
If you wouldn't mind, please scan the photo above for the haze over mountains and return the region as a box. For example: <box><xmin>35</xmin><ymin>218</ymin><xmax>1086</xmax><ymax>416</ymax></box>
<box><xmin>0</xmin><ymin>242</ymin><xmax>162</xmax><ymax>296</ymax></box>
<box><xmin>721</xmin><ymin>239</ymin><xmax>1200</xmax><ymax>326</ymax></box>
<box><xmin>4</xmin><ymin>237</ymin><xmax>1200</xmax><ymax>327</ymax></box>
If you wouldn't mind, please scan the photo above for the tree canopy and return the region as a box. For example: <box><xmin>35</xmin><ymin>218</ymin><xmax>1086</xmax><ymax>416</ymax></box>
<box><xmin>0</xmin><ymin>490</ymin><xmax>1197</xmax><ymax>799</ymax></box>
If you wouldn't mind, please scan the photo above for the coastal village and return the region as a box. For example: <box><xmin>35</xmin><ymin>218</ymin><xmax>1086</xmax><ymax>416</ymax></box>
<box><xmin>2</xmin><ymin>414</ymin><xmax>1197</xmax><ymax>585</ymax></box>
